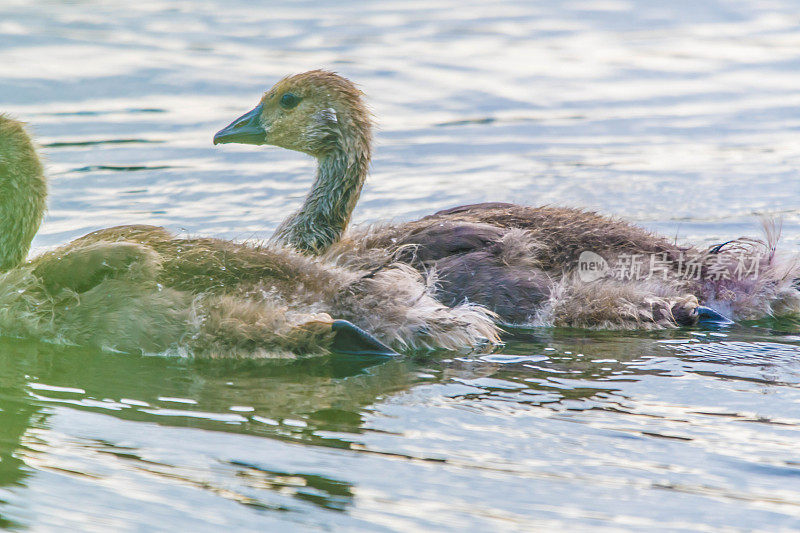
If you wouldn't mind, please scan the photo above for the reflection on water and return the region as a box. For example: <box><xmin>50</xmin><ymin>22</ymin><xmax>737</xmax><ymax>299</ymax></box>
<box><xmin>1</xmin><ymin>0</ymin><xmax>800</xmax><ymax>530</ymax></box>
<box><xmin>0</xmin><ymin>342</ymin><xmax>416</xmax><ymax>529</ymax></box>
<box><xmin>3</xmin><ymin>329</ymin><xmax>800</xmax><ymax>530</ymax></box>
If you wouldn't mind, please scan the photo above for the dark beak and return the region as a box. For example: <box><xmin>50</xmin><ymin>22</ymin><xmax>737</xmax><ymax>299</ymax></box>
<box><xmin>213</xmin><ymin>103</ymin><xmax>267</xmax><ymax>145</ymax></box>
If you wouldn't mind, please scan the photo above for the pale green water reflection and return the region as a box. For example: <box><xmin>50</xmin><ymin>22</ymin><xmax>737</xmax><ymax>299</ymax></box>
<box><xmin>1</xmin><ymin>0</ymin><xmax>800</xmax><ymax>530</ymax></box>
<box><xmin>2</xmin><ymin>327</ymin><xmax>800</xmax><ymax>531</ymax></box>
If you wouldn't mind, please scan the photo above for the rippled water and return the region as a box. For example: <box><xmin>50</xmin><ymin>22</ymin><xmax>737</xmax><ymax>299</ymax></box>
<box><xmin>2</xmin><ymin>0</ymin><xmax>800</xmax><ymax>530</ymax></box>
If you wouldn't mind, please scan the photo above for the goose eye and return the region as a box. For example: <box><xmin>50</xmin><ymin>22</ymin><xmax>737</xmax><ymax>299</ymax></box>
<box><xmin>279</xmin><ymin>93</ymin><xmax>301</xmax><ymax>110</ymax></box>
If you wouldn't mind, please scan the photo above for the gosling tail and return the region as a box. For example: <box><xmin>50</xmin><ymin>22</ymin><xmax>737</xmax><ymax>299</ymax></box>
<box><xmin>700</xmin><ymin>218</ymin><xmax>800</xmax><ymax>321</ymax></box>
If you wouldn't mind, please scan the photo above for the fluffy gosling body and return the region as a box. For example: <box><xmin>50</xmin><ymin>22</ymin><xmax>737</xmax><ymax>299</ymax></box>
<box><xmin>0</xmin><ymin>115</ymin><xmax>498</xmax><ymax>357</ymax></box>
<box><xmin>214</xmin><ymin>70</ymin><xmax>800</xmax><ymax>330</ymax></box>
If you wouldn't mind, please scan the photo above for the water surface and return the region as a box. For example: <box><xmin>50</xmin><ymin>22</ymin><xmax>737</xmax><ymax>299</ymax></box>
<box><xmin>1</xmin><ymin>0</ymin><xmax>799</xmax><ymax>530</ymax></box>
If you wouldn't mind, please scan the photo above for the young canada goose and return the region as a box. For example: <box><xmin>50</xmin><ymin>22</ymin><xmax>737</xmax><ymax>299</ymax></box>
<box><xmin>0</xmin><ymin>114</ymin><xmax>499</xmax><ymax>357</ymax></box>
<box><xmin>214</xmin><ymin>70</ymin><xmax>800</xmax><ymax>329</ymax></box>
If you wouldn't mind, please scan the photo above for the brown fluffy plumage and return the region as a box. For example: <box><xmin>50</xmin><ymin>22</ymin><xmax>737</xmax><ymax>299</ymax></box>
<box><xmin>215</xmin><ymin>71</ymin><xmax>800</xmax><ymax>329</ymax></box>
<box><xmin>0</xmin><ymin>115</ymin><xmax>499</xmax><ymax>357</ymax></box>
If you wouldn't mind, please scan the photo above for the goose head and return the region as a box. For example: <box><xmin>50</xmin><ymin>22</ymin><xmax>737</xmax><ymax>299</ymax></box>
<box><xmin>0</xmin><ymin>115</ymin><xmax>43</xmax><ymax>186</ymax></box>
<box><xmin>214</xmin><ymin>70</ymin><xmax>372</xmax><ymax>159</ymax></box>
<box><xmin>0</xmin><ymin>115</ymin><xmax>47</xmax><ymax>271</ymax></box>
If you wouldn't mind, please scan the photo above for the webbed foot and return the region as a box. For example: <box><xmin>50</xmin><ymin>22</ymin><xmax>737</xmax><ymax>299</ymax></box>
<box><xmin>331</xmin><ymin>320</ymin><xmax>398</xmax><ymax>357</ymax></box>
<box><xmin>670</xmin><ymin>295</ymin><xmax>733</xmax><ymax>327</ymax></box>
<box><xmin>696</xmin><ymin>306</ymin><xmax>734</xmax><ymax>326</ymax></box>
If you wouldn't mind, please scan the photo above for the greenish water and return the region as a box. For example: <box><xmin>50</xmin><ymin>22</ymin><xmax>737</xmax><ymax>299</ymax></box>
<box><xmin>1</xmin><ymin>0</ymin><xmax>800</xmax><ymax>530</ymax></box>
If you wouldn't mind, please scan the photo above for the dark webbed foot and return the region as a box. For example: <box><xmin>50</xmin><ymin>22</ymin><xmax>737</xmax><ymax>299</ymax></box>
<box><xmin>696</xmin><ymin>306</ymin><xmax>734</xmax><ymax>326</ymax></box>
<box><xmin>670</xmin><ymin>296</ymin><xmax>734</xmax><ymax>327</ymax></box>
<box><xmin>331</xmin><ymin>320</ymin><xmax>398</xmax><ymax>357</ymax></box>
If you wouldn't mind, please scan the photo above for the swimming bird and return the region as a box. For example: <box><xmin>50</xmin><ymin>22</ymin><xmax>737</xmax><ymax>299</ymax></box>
<box><xmin>0</xmin><ymin>114</ymin><xmax>498</xmax><ymax>357</ymax></box>
<box><xmin>214</xmin><ymin>70</ymin><xmax>800</xmax><ymax>329</ymax></box>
